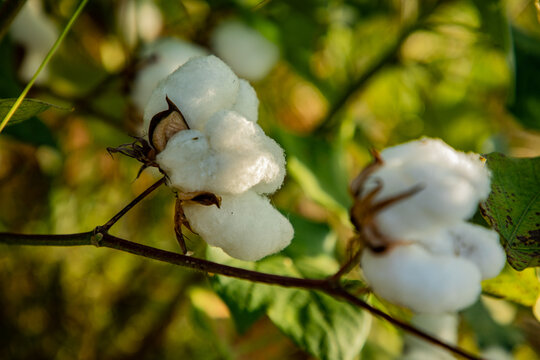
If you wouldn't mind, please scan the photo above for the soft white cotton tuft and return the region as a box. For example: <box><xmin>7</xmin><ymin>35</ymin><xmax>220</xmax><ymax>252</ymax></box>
<box><xmin>211</xmin><ymin>20</ymin><xmax>280</xmax><ymax>81</ymax></box>
<box><xmin>361</xmin><ymin>244</ymin><xmax>482</xmax><ymax>314</ymax></box>
<box><xmin>363</xmin><ymin>138</ymin><xmax>491</xmax><ymax>241</ymax></box>
<box><xmin>156</xmin><ymin>110</ymin><xmax>285</xmax><ymax>195</ymax></box>
<box><xmin>448</xmin><ymin>222</ymin><xmax>506</xmax><ymax>280</ymax></box>
<box><xmin>131</xmin><ymin>38</ymin><xmax>208</xmax><ymax>111</ymax></box>
<box><xmin>205</xmin><ymin>110</ymin><xmax>285</xmax><ymax>194</ymax></box>
<box><xmin>183</xmin><ymin>191</ymin><xmax>294</xmax><ymax>261</ymax></box>
<box><xmin>10</xmin><ymin>0</ymin><xmax>58</xmax><ymax>83</ymax></box>
<box><xmin>232</xmin><ymin>79</ymin><xmax>259</xmax><ymax>122</ymax></box>
<box><xmin>155</xmin><ymin>130</ymin><xmax>216</xmax><ymax>192</ymax></box>
<box><xmin>144</xmin><ymin>55</ymin><xmax>240</xmax><ymax>132</ymax></box>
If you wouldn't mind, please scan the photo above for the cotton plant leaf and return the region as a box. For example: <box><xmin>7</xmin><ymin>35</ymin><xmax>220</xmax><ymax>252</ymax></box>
<box><xmin>481</xmin><ymin>153</ymin><xmax>540</xmax><ymax>270</ymax></box>
<box><xmin>0</xmin><ymin>98</ymin><xmax>69</xmax><ymax>126</ymax></box>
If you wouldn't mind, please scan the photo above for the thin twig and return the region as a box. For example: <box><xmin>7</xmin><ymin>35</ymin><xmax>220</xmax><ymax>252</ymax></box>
<box><xmin>0</xmin><ymin>230</ymin><xmax>482</xmax><ymax>360</ymax></box>
<box><xmin>99</xmin><ymin>177</ymin><xmax>166</xmax><ymax>232</ymax></box>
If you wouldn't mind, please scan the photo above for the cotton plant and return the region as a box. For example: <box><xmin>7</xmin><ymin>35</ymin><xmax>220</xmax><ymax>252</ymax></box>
<box><xmin>350</xmin><ymin>138</ymin><xmax>506</xmax><ymax>314</ymax></box>
<box><xmin>9</xmin><ymin>0</ymin><xmax>58</xmax><ymax>83</ymax></box>
<box><xmin>113</xmin><ymin>55</ymin><xmax>293</xmax><ymax>261</ymax></box>
<box><xmin>210</xmin><ymin>20</ymin><xmax>280</xmax><ymax>81</ymax></box>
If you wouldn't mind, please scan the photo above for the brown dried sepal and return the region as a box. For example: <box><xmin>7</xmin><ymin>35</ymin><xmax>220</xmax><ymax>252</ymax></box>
<box><xmin>107</xmin><ymin>136</ymin><xmax>159</xmax><ymax>179</ymax></box>
<box><xmin>149</xmin><ymin>96</ymin><xmax>190</xmax><ymax>153</ymax></box>
<box><xmin>349</xmin><ymin>149</ymin><xmax>424</xmax><ymax>253</ymax></box>
<box><xmin>173</xmin><ymin>191</ymin><xmax>221</xmax><ymax>254</ymax></box>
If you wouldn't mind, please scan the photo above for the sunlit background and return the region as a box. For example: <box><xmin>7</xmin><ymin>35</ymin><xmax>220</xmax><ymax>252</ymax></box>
<box><xmin>0</xmin><ymin>0</ymin><xmax>539</xmax><ymax>359</ymax></box>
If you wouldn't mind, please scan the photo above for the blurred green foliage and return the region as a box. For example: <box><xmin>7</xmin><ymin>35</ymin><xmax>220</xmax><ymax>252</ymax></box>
<box><xmin>0</xmin><ymin>0</ymin><xmax>539</xmax><ymax>359</ymax></box>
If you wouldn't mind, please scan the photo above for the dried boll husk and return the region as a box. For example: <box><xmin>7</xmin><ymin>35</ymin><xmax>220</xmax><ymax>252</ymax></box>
<box><xmin>148</xmin><ymin>97</ymin><xmax>190</xmax><ymax>153</ymax></box>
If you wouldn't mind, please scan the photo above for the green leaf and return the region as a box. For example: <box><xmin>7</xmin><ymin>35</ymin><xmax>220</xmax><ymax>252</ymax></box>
<box><xmin>482</xmin><ymin>266</ymin><xmax>539</xmax><ymax>307</ymax></box>
<box><xmin>508</xmin><ymin>28</ymin><xmax>540</xmax><ymax>130</ymax></box>
<box><xmin>0</xmin><ymin>98</ymin><xmax>68</xmax><ymax>126</ymax></box>
<box><xmin>208</xmin><ymin>214</ymin><xmax>371</xmax><ymax>359</ymax></box>
<box><xmin>481</xmin><ymin>153</ymin><xmax>540</xmax><ymax>270</ymax></box>
<box><xmin>267</xmin><ymin>287</ymin><xmax>371</xmax><ymax>360</ymax></box>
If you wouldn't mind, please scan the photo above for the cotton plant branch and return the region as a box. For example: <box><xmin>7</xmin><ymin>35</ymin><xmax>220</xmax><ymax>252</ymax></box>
<box><xmin>0</xmin><ymin>179</ymin><xmax>482</xmax><ymax>360</ymax></box>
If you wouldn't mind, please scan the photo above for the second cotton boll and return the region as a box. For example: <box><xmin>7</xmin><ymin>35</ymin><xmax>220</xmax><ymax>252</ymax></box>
<box><xmin>145</xmin><ymin>55</ymin><xmax>293</xmax><ymax>261</ymax></box>
<box><xmin>359</xmin><ymin>138</ymin><xmax>505</xmax><ymax>314</ymax></box>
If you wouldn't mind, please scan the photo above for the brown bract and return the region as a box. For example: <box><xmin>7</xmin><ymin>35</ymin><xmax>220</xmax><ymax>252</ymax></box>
<box><xmin>349</xmin><ymin>150</ymin><xmax>424</xmax><ymax>253</ymax></box>
<box><xmin>149</xmin><ymin>96</ymin><xmax>190</xmax><ymax>153</ymax></box>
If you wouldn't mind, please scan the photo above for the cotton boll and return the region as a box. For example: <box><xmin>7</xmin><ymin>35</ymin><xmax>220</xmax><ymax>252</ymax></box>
<box><xmin>232</xmin><ymin>80</ymin><xmax>259</xmax><ymax>123</ymax></box>
<box><xmin>183</xmin><ymin>191</ymin><xmax>294</xmax><ymax>261</ymax></box>
<box><xmin>156</xmin><ymin>130</ymin><xmax>216</xmax><ymax>193</ymax></box>
<box><xmin>363</xmin><ymin>138</ymin><xmax>491</xmax><ymax>241</ymax></box>
<box><xmin>131</xmin><ymin>38</ymin><xmax>208</xmax><ymax>112</ymax></box>
<box><xmin>211</xmin><ymin>20</ymin><xmax>280</xmax><ymax>81</ymax></box>
<box><xmin>144</xmin><ymin>55</ymin><xmax>240</xmax><ymax>132</ymax></box>
<box><xmin>10</xmin><ymin>0</ymin><xmax>58</xmax><ymax>83</ymax></box>
<box><xmin>205</xmin><ymin>111</ymin><xmax>286</xmax><ymax>194</ymax></box>
<box><xmin>361</xmin><ymin>244</ymin><xmax>482</xmax><ymax>314</ymax></box>
<box><xmin>448</xmin><ymin>222</ymin><xmax>506</xmax><ymax>280</ymax></box>
<box><xmin>380</xmin><ymin>138</ymin><xmax>491</xmax><ymax>199</ymax></box>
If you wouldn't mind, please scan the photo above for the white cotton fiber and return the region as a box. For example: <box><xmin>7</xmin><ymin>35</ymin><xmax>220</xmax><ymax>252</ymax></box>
<box><xmin>155</xmin><ymin>110</ymin><xmax>285</xmax><ymax>195</ymax></box>
<box><xmin>156</xmin><ymin>130</ymin><xmax>216</xmax><ymax>193</ymax></box>
<box><xmin>144</xmin><ymin>55</ymin><xmax>240</xmax><ymax>132</ymax></box>
<box><xmin>210</xmin><ymin>20</ymin><xmax>280</xmax><ymax>81</ymax></box>
<box><xmin>361</xmin><ymin>244</ymin><xmax>482</xmax><ymax>314</ymax></box>
<box><xmin>205</xmin><ymin>110</ymin><xmax>285</xmax><ymax>194</ymax></box>
<box><xmin>183</xmin><ymin>191</ymin><xmax>294</xmax><ymax>261</ymax></box>
<box><xmin>131</xmin><ymin>38</ymin><xmax>208</xmax><ymax>111</ymax></box>
<box><xmin>10</xmin><ymin>0</ymin><xmax>58</xmax><ymax>83</ymax></box>
<box><xmin>363</xmin><ymin>138</ymin><xmax>491</xmax><ymax>241</ymax></box>
<box><xmin>448</xmin><ymin>222</ymin><xmax>506</xmax><ymax>280</ymax></box>
<box><xmin>232</xmin><ymin>79</ymin><xmax>259</xmax><ymax>123</ymax></box>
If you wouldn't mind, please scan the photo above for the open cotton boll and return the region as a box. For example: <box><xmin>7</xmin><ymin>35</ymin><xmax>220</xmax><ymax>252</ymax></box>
<box><xmin>156</xmin><ymin>130</ymin><xmax>216</xmax><ymax>192</ymax></box>
<box><xmin>10</xmin><ymin>0</ymin><xmax>58</xmax><ymax>83</ymax></box>
<box><xmin>448</xmin><ymin>222</ymin><xmax>506</xmax><ymax>280</ymax></box>
<box><xmin>380</xmin><ymin>138</ymin><xmax>491</xmax><ymax>199</ymax></box>
<box><xmin>156</xmin><ymin>111</ymin><xmax>285</xmax><ymax>195</ymax></box>
<box><xmin>363</xmin><ymin>138</ymin><xmax>491</xmax><ymax>240</ymax></box>
<box><xmin>144</xmin><ymin>56</ymin><xmax>239</xmax><ymax>133</ymax></box>
<box><xmin>232</xmin><ymin>80</ymin><xmax>259</xmax><ymax>123</ymax></box>
<box><xmin>211</xmin><ymin>20</ymin><xmax>280</xmax><ymax>81</ymax></box>
<box><xmin>205</xmin><ymin>111</ymin><xmax>285</xmax><ymax>194</ymax></box>
<box><xmin>131</xmin><ymin>38</ymin><xmax>208</xmax><ymax>112</ymax></box>
<box><xmin>361</xmin><ymin>244</ymin><xmax>481</xmax><ymax>313</ymax></box>
<box><xmin>183</xmin><ymin>191</ymin><xmax>294</xmax><ymax>261</ymax></box>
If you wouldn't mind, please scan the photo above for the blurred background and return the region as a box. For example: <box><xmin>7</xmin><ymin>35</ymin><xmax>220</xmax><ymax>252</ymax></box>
<box><xmin>0</xmin><ymin>0</ymin><xmax>539</xmax><ymax>359</ymax></box>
